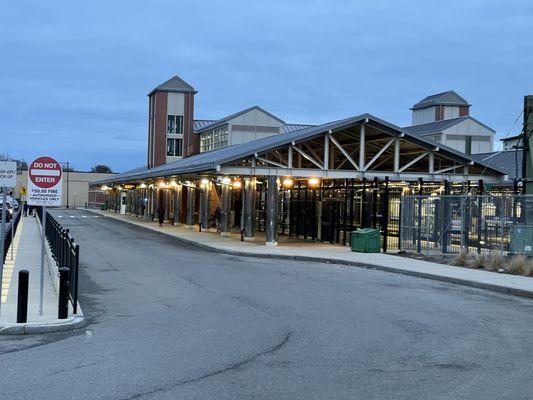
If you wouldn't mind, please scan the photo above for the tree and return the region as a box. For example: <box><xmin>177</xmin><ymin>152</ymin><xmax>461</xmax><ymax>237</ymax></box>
<box><xmin>91</xmin><ymin>164</ymin><xmax>113</xmax><ymax>173</ymax></box>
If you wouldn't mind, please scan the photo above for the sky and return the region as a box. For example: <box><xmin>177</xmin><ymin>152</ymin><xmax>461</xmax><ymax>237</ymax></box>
<box><xmin>1</xmin><ymin>0</ymin><xmax>532</xmax><ymax>173</ymax></box>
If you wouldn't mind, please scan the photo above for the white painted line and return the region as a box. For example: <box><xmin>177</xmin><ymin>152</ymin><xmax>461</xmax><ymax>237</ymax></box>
<box><xmin>57</xmin><ymin>215</ymin><xmax>63</xmax><ymax>218</ymax></box>
<box><xmin>70</xmin><ymin>216</ymin><xmax>75</xmax><ymax>218</ymax></box>
<box><xmin>30</xmin><ymin>169</ymin><xmax>61</xmax><ymax>176</ymax></box>
<box><xmin>82</xmin><ymin>216</ymin><xmax>87</xmax><ymax>218</ymax></box>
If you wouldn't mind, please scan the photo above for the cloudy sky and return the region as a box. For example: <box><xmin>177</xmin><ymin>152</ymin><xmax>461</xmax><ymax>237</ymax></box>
<box><xmin>1</xmin><ymin>1</ymin><xmax>532</xmax><ymax>172</ymax></box>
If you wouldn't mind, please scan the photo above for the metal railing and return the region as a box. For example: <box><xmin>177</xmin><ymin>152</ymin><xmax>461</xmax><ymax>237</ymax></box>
<box><xmin>37</xmin><ymin>207</ymin><xmax>80</xmax><ymax>313</ymax></box>
<box><xmin>2</xmin><ymin>211</ymin><xmax>21</xmax><ymax>263</ymax></box>
<box><xmin>400</xmin><ymin>194</ymin><xmax>533</xmax><ymax>255</ymax></box>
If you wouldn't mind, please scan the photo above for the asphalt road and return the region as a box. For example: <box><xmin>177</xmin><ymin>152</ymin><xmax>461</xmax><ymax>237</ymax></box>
<box><xmin>2</xmin><ymin>209</ymin><xmax>533</xmax><ymax>399</ymax></box>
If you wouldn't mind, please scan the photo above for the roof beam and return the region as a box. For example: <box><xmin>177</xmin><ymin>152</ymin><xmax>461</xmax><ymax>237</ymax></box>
<box><xmin>254</xmin><ymin>154</ymin><xmax>286</xmax><ymax>169</ymax></box>
<box><xmin>328</xmin><ymin>134</ymin><xmax>359</xmax><ymax>170</ymax></box>
<box><xmin>398</xmin><ymin>152</ymin><xmax>429</xmax><ymax>173</ymax></box>
<box><xmin>217</xmin><ymin>166</ymin><xmax>507</xmax><ymax>183</ymax></box>
<box><xmin>291</xmin><ymin>145</ymin><xmax>323</xmax><ymax>169</ymax></box>
<box><xmin>364</xmin><ymin>137</ymin><xmax>395</xmax><ymax>171</ymax></box>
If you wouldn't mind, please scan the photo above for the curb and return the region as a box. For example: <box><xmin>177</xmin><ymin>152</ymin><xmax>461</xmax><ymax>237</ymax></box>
<box><xmin>0</xmin><ymin>313</ymin><xmax>86</xmax><ymax>335</ymax></box>
<box><xmin>91</xmin><ymin>210</ymin><xmax>533</xmax><ymax>300</ymax></box>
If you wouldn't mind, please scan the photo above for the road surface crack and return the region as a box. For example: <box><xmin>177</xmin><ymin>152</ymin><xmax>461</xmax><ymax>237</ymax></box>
<box><xmin>121</xmin><ymin>330</ymin><xmax>292</xmax><ymax>400</ymax></box>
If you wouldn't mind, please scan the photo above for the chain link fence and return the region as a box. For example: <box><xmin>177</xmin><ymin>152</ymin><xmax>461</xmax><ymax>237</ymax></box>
<box><xmin>401</xmin><ymin>195</ymin><xmax>533</xmax><ymax>255</ymax></box>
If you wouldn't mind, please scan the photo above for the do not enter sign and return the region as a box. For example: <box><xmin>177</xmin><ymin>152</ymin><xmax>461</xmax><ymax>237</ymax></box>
<box><xmin>27</xmin><ymin>156</ymin><xmax>63</xmax><ymax>206</ymax></box>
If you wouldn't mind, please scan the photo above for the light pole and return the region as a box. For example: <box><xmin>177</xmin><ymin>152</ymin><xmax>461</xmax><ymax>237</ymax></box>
<box><xmin>61</xmin><ymin>161</ymin><xmax>70</xmax><ymax>208</ymax></box>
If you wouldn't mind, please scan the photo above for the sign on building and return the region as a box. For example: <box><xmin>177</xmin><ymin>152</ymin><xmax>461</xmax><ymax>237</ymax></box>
<box><xmin>0</xmin><ymin>161</ymin><xmax>17</xmax><ymax>188</ymax></box>
<box><xmin>27</xmin><ymin>156</ymin><xmax>63</xmax><ymax>206</ymax></box>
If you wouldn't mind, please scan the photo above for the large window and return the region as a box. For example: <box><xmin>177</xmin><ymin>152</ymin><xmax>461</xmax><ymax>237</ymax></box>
<box><xmin>167</xmin><ymin>138</ymin><xmax>183</xmax><ymax>157</ymax></box>
<box><xmin>167</xmin><ymin>115</ymin><xmax>183</xmax><ymax>134</ymax></box>
<box><xmin>200</xmin><ymin>126</ymin><xmax>228</xmax><ymax>152</ymax></box>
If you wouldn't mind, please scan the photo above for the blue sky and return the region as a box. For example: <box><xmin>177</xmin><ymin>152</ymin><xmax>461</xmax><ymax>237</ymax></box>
<box><xmin>1</xmin><ymin>0</ymin><xmax>532</xmax><ymax>172</ymax></box>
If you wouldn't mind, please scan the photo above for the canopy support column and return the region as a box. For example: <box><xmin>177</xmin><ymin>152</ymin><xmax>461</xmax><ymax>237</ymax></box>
<box><xmin>200</xmin><ymin>181</ymin><xmax>210</xmax><ymax>231</ymax></box>
<box><xmin>243</xmin><ymin>177</ymin><xmax>257</xmax><ymax>241</ymax></box>
<box><xmin>186</xmin><ymin>186</ymin><xmax>196</xmax><ymax>228</ymax></box>
<box><xmin>266</xmin><ymin>176</ymin><xmax>279</xmax><ymax>246</ymax></box>
<box><xmin>220</xmin><ymin>183</ymin><xmax>232</xmax><ymax>236</ymax></box>
<box><xmin>173</xmin><ymin>185</ymin><xmax>182</xmax><ymax>225</ymax></box>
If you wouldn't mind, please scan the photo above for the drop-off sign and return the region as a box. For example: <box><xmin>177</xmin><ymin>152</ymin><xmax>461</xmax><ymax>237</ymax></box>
<box><xmin>0</xmin><ymin>161</ymin><xmax>17</xmax><ymax>187</ymax></box>
<box><xmin>27</xmin><ymin>156</ymin><xmax>63</xmax><ymax>206</ymax></box>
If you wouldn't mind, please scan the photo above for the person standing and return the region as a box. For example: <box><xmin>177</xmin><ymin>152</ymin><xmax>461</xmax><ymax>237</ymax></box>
<box><xmin>23</xmin><ymin>202</ymin><xmax>28</xmax><ymax>217</ymax></box>
<box><xmin>157</xmin><ymin>203</ymin><xmax>165</xmax><ymax>227</ymax></box>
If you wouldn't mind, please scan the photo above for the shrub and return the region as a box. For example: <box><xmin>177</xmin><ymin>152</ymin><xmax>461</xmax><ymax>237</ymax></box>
<box><xmin>504</xmin><ymin>255</ymin><xmax>529</xmax><ymax>275</ymax></box>
<box><xmin>486</xmin><ymin>253</ymin><xmax>505</xmax><ymax>272</ymax></box>
<box><xmin>470</xmin><ymin>254</ymin><xmax>487</xmax><ymax>269</ymax></box>
<box><xmin>451</xmin><ymin>250</ymin><xmax>471</xmax><ymax>267</ymax></box>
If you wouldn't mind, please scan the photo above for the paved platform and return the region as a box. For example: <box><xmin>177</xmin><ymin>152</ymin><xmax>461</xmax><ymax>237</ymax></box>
<box><xmin>89</xmin><ymin>209</ymin><xmax>533</xmax><ymax>299</ymax></box>
<box><xmin>0</xmin><ymin>216</ymin><xmax>84</xmax><ymax>334</ymax></box>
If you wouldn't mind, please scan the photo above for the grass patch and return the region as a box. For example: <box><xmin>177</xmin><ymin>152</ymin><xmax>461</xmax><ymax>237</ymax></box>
<box><xmin>451</xmin><ymin>250</ymin><xmax>472</xmax><ymax>267</ymax></box>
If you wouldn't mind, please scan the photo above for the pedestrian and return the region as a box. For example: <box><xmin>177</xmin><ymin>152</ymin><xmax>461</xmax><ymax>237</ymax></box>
<box><xmin>157</xmin><ymin>203</ymin><xmax>165</xmax><ymax>227</ymax></box>
<box><xmin>214</xmin><ymin>205</ymin><xmax>222</xmax><ymax>230</ymax></box>
<box><xmin>23</xmin><ymin>202</ymin><xmax>28</xmax><ymax>217</ymax></box>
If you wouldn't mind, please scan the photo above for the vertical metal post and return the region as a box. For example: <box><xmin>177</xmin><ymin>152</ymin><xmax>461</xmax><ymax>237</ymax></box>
<box><xmin>58</xmin><ymin>267</ymin><xmax>69</xmax><ymax>319</ymax></box>
<box><xmin>10</xmin><ymin>214</ymin><xmax>14</xmax><ymax>260</ymax></box>
<box><xmin>361</xmin><ymin>178</ymin><xmax>367</xmax><ymax>228</ymax></box>
<box><xmin>382</xmin><ymin>176</ymin><xmax>389</xmax><ymax>252</ymax></box>
<box><xmin>417</xmin><ymin>178</ymin><xmax>423</xmax><ymax>253</ymax></box>
<box><xmin>186</xmin><ymin>186</ymin><xmax>195</xmax><ymax>227</ymax></box>
<box><xmin>442</xmin><ymin>180</ymin><xmax>450</xmax><ymax>253</ymax></box>
<box><xmin>173</xmin><ymin>185</ymin><xmax>180</xmax><ymax>225</ymax></box>
<box><xmin>372</xmin><ymin>177</ymin><xmax>378</xmax><ymax>228</ymax></box>
<box><xmin>359</xmin><ymin>124</ymin><xmax>366</xmax><ymax>172</ymax></box>
<box><xmin>220</xmin><ymin>183</ymin><xmax>231</xmax><ymax>235</ymax></box>
<box><xmin>17</xmin><ymin>270</ymin><xmax>29</xmax><ymax>323</ymax></box>
<box><xmin>477</xmin><ymin>179</ymin><xmax>484</xmax><ymax>254</ymax></box>
<box><xmin>243</xmin><ymin>177</ymin><xmax>257</xmax><ymax>240</ymax></box>
<box><xmin>201</xmin><ymin>181</ymin><xmax>210</xmax><ymax>230</ymax></box>
<box><xmin>39</xmin><ymin>206</ymin><xmax>46</xmax><ymax>315</ymax></box>
<box><xmin>0</xmin><ymin>188</ymin><xmax>6</xmax><ymax>316</ymax></box>
<box><xmin>265</xmin><ymin>176</ymin><xmax>279</xmax><ymax>246</ymax></box>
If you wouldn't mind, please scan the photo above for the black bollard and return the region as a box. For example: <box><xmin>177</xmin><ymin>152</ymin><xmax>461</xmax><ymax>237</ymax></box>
<box><xmin>58</xmin><ymin>267</ymin><xmax>70</xmax><ymax>319</ymax></box>
<box><xmin>16</xmin><ymin>270</ymin><xmax>29</xmax><ymax>323</ymax></box>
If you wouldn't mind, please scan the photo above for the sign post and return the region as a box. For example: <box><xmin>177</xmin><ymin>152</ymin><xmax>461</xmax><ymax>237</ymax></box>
<box><xmin>27</xmin><ymin>157</ymin><xmax>63</xmax><ymax>316</ymax></box>
<box><xmin>0</xmin><ymin>161</ymin><xmax>17</xmax><ymax>317</ymax></box>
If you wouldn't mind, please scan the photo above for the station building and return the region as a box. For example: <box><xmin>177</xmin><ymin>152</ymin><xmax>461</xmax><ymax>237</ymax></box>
<box><xmin>90</xmin><ymin>75</ymin><xmax>516</xmax><ymax>250</ymax></box>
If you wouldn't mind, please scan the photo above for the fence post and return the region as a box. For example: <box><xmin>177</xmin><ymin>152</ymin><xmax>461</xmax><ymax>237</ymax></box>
<box><xmin>477</xmin><ymin>180</ymin><xmax>484</xmax><ymax>254</ymax></box>
<box><xmin>416</xmin><ymin>178</ymin><xmax>423</xmax><ymax>253</ymax></box>
<box><xmin>382</xmin><ymin>177</ymin><xmax>389</xmax><ymax>252</ymax></box>
<box><xmin>58</xmin><ymin>267</ymin><xmax>69</xmax><ymax>319</ymax></box>
<box><xmin>16</xmin><ymin>270</ymin><xmax>29</xmax><ymax>323</ymax></box>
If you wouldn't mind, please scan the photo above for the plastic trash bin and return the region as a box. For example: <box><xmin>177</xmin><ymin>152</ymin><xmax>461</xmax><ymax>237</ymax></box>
<box><xmin>351</xmin><ymin>228</ymin><xmax>380</xmax><ymax>253</ymax></box>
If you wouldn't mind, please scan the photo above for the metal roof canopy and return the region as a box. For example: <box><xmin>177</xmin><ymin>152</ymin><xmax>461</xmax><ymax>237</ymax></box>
<box><xmin>92</xmin><ymin>114</ymin><xmax>508</xmax><ymax>186</ymax></box>
<box><xmin>411</xmin><ymin>90</ymin><xmax>470</xmax><ymax>110</ymax></box>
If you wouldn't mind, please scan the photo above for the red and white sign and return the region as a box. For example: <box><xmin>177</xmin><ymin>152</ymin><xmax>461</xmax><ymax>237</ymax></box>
<box><xmin>27</xmin><ymin>156</ymin><xmax>63</xmax><ymax>206</ymax></box>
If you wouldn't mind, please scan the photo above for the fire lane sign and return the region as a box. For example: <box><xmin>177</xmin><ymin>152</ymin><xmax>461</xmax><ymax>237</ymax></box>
<box><xmin>27</xmin><ymin>156</ymin><xmax>63</xmax><ymax>206</ymax></box>
<box><xmin>0</xmin><ymin>161</ymin><xmax>17</xmax><ymax>187</ymax></box>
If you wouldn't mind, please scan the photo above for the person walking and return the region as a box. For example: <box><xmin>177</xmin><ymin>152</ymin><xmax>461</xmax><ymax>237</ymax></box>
<box><xmin>23</xmin><ymin>202</ymin><xmax>28</xmax><ymax>217</ymax></box>
<box><xmin>157</xmin><ymin>203</ymin><xmax>165</xmax><ymax>227</ymax></box>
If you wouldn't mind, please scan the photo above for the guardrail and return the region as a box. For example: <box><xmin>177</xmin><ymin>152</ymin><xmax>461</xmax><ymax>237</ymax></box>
<box><xmin>2</xmin><ymin>211</ymin><xmax>21</xmax><ymax>264</ymax></box>
<box><xmin>36</xmin><ymin>207</ymin><xmax>80</xmax><ymax>314</ymax></box>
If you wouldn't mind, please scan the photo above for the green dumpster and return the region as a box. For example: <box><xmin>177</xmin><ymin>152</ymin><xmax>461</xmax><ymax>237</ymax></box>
<box><xmin>351</xmin><ymin>228</ymin><xmax>380</xmax><ymax>253</ymax></box>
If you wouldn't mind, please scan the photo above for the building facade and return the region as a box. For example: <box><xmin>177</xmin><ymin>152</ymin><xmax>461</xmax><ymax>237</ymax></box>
<box><xmin>91</xmin><ymin>75</ymin><xmax>515</xmax><ymax>251</ymax></box>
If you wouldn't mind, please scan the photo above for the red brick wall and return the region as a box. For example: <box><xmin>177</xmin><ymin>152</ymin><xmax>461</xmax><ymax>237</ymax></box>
<box><xmin>183</xmin><ymin>92</ymin><xmax>198</xmax><ymax>157</ymax></box>
<box><xmin>152</xmin><ymin>91</ymin><xmax>168</xmax><ymax>167</ymax></box>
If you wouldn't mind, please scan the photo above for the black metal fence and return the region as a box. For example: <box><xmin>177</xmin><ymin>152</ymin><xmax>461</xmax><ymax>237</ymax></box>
<box><xmin>401</xmin><ymin>195</ymin><xmax>533</xmax><ymax>255</ymax></box>
<box><xmin>2</xmin><ymin>211</ymin><xmax>21</xmax><ymax>263</ymax></box>
<box><xmin>37</xmin><ymin>207</ymin><xmax>80</xmax><ymax>314</ymax></box>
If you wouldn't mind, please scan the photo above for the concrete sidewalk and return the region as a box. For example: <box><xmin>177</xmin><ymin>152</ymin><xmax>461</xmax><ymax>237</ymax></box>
<box><xmin>91</xmin><ymin>209</ymin><xmax>533</xmax><ymax>299</ymax></box>
<box><xmin>0</xmin><ymin>216</ymin><xmax>85</xmax><ymax>334</ymax></box>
